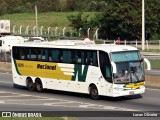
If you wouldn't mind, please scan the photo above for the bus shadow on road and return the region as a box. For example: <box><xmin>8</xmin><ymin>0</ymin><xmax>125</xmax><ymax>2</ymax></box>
<box><xmin>13</xmin><ymin>84</ymin><xmax>27</xmax><ymax>90</ymax></box>
<box><xmin>43</xmin><ymin>89</ymin><xmax>143</xmax><ymax>101</ymax></box>
<box><xmin>101</xmin><ymin>94</ymin><xmax>143</xmax><ymax>101</ymax></box>
<box><xmin>13</xmin><ymin>83</ymin><xmax>143</xmax><ymax>101</ymax></box>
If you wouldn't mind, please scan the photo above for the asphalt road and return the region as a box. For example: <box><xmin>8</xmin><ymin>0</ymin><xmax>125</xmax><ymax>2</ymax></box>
<box><xmin>0</xmin><ymin>72</ymin><xmax>160</xmax><ymax>119</ymax></box>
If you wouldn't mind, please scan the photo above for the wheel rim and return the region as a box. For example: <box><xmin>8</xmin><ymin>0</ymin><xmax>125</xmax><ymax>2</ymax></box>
<box><xmin>36</xmin><ymin>80</ymin><xmax>43</xmax><ymax>92</ymax></box>
<box><xmin>90</xmin><ymin>86</ymin><xmax>99</xmax><ymax>99</ymax></box>
<box><xmin>91</xmin><ymin>89</ymin><xmax>98</xmax><ymax>97</ymax></box>
<box><xmin>37</xmin><ymin>82</ymin><xmax>42</xmax><ymax>91</ymax></box>
<box><xmin>27</xmin><ymin>80</ymin><xmax>34</xmax><ymax>91</ymax></box>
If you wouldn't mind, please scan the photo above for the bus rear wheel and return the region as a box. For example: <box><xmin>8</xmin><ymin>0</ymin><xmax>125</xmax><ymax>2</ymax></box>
<box><xmin>27</xmin><ymin>79</ymin><xmax>35</xmax><ymax>92</ymax></box>
<box><xmin>35</xmin><ymin>79</ymin><xmax>43</xmax><ymax>93</ymax></box>
<box><xmin>89</xmin><ymin>85</ymin><xmax>99</xmax><ymax>100</ymax></box>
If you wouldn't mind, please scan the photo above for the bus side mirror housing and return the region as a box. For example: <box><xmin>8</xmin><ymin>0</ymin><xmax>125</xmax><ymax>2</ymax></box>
<box><xmin>144</xmin><ymin>58</ymin><xmax>151</xmax><ymax>70</ymax></box>
<box><xmin>111</xmin><ymin>61</ymin><xmax>117</xmax><ymax>73</ymax></box>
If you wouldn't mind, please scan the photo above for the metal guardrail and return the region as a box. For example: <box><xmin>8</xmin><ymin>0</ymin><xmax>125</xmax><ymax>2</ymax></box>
<box><xmin>94</xmin><ymin>39</ymin><xmax>160</xmax><ymax>50</ymax></box>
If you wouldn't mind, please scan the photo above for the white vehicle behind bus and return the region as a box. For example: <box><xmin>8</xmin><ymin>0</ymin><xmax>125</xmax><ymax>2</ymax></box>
<box><xmin>11</xmin><ymin>39</ymin><xmax>151</xmax><ymax>99</ymax></box>
<box><xmin>0</xmin><ymin>36</ymin><xmax>27</xmax><ymax>53</ymax></box>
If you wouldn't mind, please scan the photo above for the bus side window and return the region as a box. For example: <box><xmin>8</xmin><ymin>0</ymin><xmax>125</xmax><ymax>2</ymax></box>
<box><xmin>26</xmin><ymin>48</ymin><xmax>30</xmax><ymax>60</ymax></box>
<box><xmin>37</xmin><ymin>49</ymin><xmax>42</xmax><ymax>61</ymax></box>
<box><xmin>52</xmin><ymin>49</ymin><xmax>58</xmax><ymax>62</ymax></box>
<box><xmin>63</xmin><ymin>50</ymin><xmax>71</xmax><ymax>63</ymax></box>
<box><xmin>48</xmin><ymin>49</ymin><xmax>53</xmax><ymax>62</ymax></box>
<box><xmin>13</xmin><ymin>47</ymin><xmax>20</xmax><ymax>59</ymax></box>
<box><xmin>71</xmin><ymin>50</ymin><xmax>76</xmax><ymax>64</ymax></box>
<box><xmin>86</xmin><ymin>51</ymin><xmax>92</xmax><ymax>65</ymax></box>
<box><xmin>81</xmin><ymin>51</ymin><xmax>85</xmax><ymax>64</ymax></box>
<box><xmin>42</xmin><ymin>49</ymin><xmax>48</xmax><ymax>61</ymax></box>
<box><xmin>58</xmin><ymin>50</ymin><xmax>63</xmax><ymax>62</ymax></box>
<box><xmin>92</xmin><ymin>51</ymin><xmax>98</xmax><ymax>66</ymax></box>
<box><xmin>77</xmin><ymin>50</ymin><xmax>82</xmax><ymax>64</ymax></box>
<box><xmin>99</xmin><ymin>51</ymin><xmax>112</xmax><ymax>83</ymax></box>
<box><xmin>30</xmin><ymin>48</ymin><xmax>37</xmax><ymax>60</ymax></box>
<box><xmin>20</xmin><ymin>48</ymin><xmax>25</xmax><ymax>60</ymax></box>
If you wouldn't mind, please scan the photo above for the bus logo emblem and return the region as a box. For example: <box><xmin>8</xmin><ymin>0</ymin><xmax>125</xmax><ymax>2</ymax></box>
<box><xmin>18</xmin><ymin>63</ymin><xmax>24</xmax><ymax>67</ymax></box>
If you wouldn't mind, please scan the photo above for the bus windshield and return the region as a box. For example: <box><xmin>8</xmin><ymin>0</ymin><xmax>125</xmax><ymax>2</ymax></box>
<box><xmin>110</xmin><ymin>51</ymin><xmax>144</xmax><ymax>84</ymax></box>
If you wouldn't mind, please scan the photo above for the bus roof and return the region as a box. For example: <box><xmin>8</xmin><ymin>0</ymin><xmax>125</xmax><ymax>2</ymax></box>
<box><xmin>12</xmin><ymin>40</ymin><xmax>138</xmax><ymax>53</ymax></box>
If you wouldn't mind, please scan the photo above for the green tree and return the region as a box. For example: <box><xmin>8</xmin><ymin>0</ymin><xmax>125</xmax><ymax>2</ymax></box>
<box><xmin>67</xmin><ymin>12</ymin><xmax>90</xmax><ymax>37</ymax></box>
<box><xmin>145</xmin><ymin>0</ymin><xmax>160</xmax><ymax>40</ymax></box>
<box><xmin>0</xmin><ymin>0</ymin><xmax>8</xmax><ymax>15</ymax></box>
<box><xmin>68</xmin><ymin>0</ymin><xmax>160</xmax><ymax>40</ymax></box>
<box><xmin>89</xmin><ymin>1</ymin><xmax>143</xmax><ymax>40</ymax></box>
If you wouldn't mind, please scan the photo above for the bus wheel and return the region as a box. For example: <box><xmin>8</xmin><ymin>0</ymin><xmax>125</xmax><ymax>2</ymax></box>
<box><xmin>27</xmin><ymin>79</ymin><xmax>35</xmax><ymax>92</ymax></box>
<box><xmin>89</xmin><ymin>85</ymin><xmax>99</xmax><ymax>100</ymax></box>
<box><xmin>35</xmin><ymin>79</ymin><xmax>43</xmax><ymax>93</ymax></box>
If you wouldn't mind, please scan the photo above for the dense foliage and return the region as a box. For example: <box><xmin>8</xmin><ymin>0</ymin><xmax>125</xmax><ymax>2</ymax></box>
<box><xmin>67</xmin><ymin>0</ymin><xmax>160</xmax><ymax>40</ymax></box>
<box><xmin>0</xmin><ymin>0</ymin><xmax>160</xmax><ymax>40</ymax></box>
<box><xmin>0</xmin><ymin>0</ymin><xmax>105</xmax><ymax>14</ymax></box>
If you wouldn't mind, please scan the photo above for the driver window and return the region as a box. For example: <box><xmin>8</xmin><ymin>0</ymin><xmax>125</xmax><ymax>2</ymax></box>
<box><xmin>99</xmin><ymin>51</ymin><xmax>112</xmax><ymax>83</ymax></box>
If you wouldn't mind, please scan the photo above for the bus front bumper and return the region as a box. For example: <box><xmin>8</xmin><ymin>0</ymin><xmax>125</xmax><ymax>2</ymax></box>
<box><xmin>112</xmin><ymin>86</ymin><xmax>145</xmax><ymax>97</ymax></box>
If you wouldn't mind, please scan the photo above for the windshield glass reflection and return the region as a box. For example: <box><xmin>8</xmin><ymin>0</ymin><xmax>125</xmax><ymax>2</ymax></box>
<box><xmin>111</xmin><ymin>51</ymin><xmax>144</xmax><ymax>84</ymax></box>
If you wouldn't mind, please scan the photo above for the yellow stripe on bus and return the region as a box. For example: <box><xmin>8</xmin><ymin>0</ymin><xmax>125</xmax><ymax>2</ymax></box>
<box><xmin>15</xmin><ymin>60</ymin><xmax>73</xmax><ymax>80</ymax></box>
<box><xmin>125</xmin><ymin>82</ymin><xmax>144</xmax><ymax>89</ymax></box>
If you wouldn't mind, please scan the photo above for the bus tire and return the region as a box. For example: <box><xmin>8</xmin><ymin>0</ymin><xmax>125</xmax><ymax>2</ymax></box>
<box><xmin>35</xmin><ymin>79</ymin><xmax>43</xmax><ymax>93</ymax></box>
<box><xmin>27</xmin><ymin>78</ymin><xmax>35</xmax><ymax>92</ymax></box>
<box><xmin>89</xmin><ymin>85</ymin><xmax>99</xmax><ymax>100</ymax></box>
<box><xmin>13</xmin><ymin>84</ymin><xmax>17</xmax><ymax>88</ymax></box>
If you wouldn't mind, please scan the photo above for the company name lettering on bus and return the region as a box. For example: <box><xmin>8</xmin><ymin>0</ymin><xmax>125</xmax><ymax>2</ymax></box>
<box><xmin>37</xmin><ymin>64</ymin><xmax>56</xmax><ymax>70</ymax></box>
<box><xmin>18</xmin><ymin>63</ymin><xmax>24</xmax><ymax>67</ymax></box>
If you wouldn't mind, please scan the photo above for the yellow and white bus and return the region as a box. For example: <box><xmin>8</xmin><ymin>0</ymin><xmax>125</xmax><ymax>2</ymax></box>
<box><xmin>11</xmin><ymin>39</ymin><xmax>150</xmax><ymax>99</ymax></box>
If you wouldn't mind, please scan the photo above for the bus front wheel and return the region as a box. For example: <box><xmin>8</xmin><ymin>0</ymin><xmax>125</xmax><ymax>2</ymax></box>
<box><xmin>89</xmin><ymin>85</ymin><xmax>99</xmax><ymax>100</ymax></box>
<box><xmin>35</xmin><ymin>79</ymin><xmax>43</xmax><ymax>93</ymax></box>
<box><xmin>27</xmin><ymin>79</ymin><xmax>35</xmax><ymax>92</ymax></box>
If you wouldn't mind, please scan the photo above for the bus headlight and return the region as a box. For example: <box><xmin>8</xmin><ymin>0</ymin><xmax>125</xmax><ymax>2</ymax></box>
<box><xmin>114</xmin><ymin>87</ymin><xmax>124</xmax><ymax>91</ymax></box>
<box><xmin>113</xmin><ymin>85</ymin><xmax>124</xmax><ymax>91</ymax></box>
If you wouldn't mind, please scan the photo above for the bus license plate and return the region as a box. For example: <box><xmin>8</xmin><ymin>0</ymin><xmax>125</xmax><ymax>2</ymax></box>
<box><xmin>129</xmin><ymin>91</ymin><xmax>134</xmax><ymax>95</ymax></box>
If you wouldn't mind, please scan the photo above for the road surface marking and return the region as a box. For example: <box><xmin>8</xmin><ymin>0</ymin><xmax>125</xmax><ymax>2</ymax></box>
<box><xmin>0</xmin><ymin>81</ymin><xmax>12</xmax><ymax>84</ymax></box>
<box><xmin>0</xmin><ymin>90</ymin><xmax>138</xmax><ymax>111</ymax></box>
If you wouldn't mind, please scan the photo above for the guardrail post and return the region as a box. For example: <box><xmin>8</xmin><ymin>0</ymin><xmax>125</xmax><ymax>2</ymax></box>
<box><xmin>159</xmin><ymin>40</ymin><xmax>160</xmax><ymax>50</ymax></box>
<box><xmin>33</xmin><ymin>26</ymin><xmax>36</xmax><ymax>35</ymax></box>
<box><xmin>63</xmin><ymin>27</ymin><xmax>66</xmax><ymax>36</ymax></box>
<box><xmin>40</xmin><ymin>26</ymin><xmax>43</xmax><ymax>35</ymax></box>
<box><xmin>48</xmin><ymin>27</ymin><xmax>51</xmax><ymax>35</ymax></box>
<box><xmin>136</xmin><ymin>40</ymin><xmax>137</xmax><ymax>48</ymax></box>
<box><xmin>87</xmin><ymin>28</ymin><xmax>90</xmax><ymax>38</ymax></box>
<box><xmin>146</xmin><ymin>40</ymin><xmax>149</xmax><ymax>50</ymax></box>
<box><xmin>55</xmin><ymin>27</ymin><xmax>58</xmax><ymax>36</ymax></box>
<box><xmin>25</xmin><ymin>26</ymin><xmax>29</xmax><ymax>34</ymax></box>
<box><xmin>79</xmin><ymin>28</ymin><xmax>82</xmax><ymax>37</ymax></box>
<box><xmin>19</xmin><ymin>25</ymin><xmax>22</xmax><ymax>34</ymax></box>
<box><xmin>125</xmin><ymin>40</ymin><xmax>126</xmax><ymax>45</ymax></box>
<box><xmin>70</xmin><ymin>28</ymin><xmax>73</xmax><ymax>37</ymax></box>
<box><xmin>12</xmin><ymin>25</ymin><xmax>16</xmax><ymax>34</ymax></box>
<box><xmin>95</xmin><ymin>28</ymin><xmax>99</xmax><ymax>40</ymax></box>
